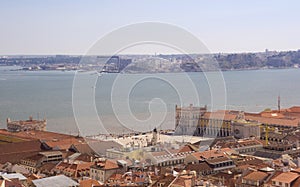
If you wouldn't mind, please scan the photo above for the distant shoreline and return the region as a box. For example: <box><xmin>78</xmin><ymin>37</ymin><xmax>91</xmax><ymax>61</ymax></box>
<box><xmin>4</xmin><ymin>66</ymin><xmax>299</xmax><ymax>74</ymax></box>
<box><xmin>1</xmin><ymin>49</ymin><xmax>300</xmax><ymax>73</ymax></box>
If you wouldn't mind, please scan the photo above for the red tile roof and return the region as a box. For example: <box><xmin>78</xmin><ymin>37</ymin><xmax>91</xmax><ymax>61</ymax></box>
<box><xmin>202</xmin><ymin>111</ymin><xmax>237</xmax><ymax>121</ymax></box>
<box><xmin>79</xmin><ymin>179</ymin><xmax>101</xmax><ymax>187</ymax></box>
<box><xmin>0</xmin><ymin>140</ymin><xmax>43</xmax><ymax>164</ymax></box>
<box><xmin>93</xmin><ymin>159</ymin><xmax>119</xmax><ymax>170</ymax></box>
<box><xmin>55</xmin><ymin>161</ymin><xmax>93</xmax><ymax>178</ymax></box>
<box><xmin>186</xmin><ymin>162</ymin><xmax>213</xmax><ymax>172</ymax></box>
<box><xmin>215</xmin><ymin>139</ymin><xmax>262</xmax><ymax>149</ymax></box>
<box><xmin>243</xmin><ymin>171</ymin><xmax>269</xmax><ymax>181</ymax></box>
<box><xmin>178</xmin><ymin>144</ymin><xmax>198</xmax><ymax>153</ymax></box>
<box><xmin>44</xmin><ymin>138</ymin><xmax>83</xmax><ymax>150</ymax></box>
<box><xmin>288</xmin><ymin>106</ymin><xmax>300</xmax><ymax>113</ymax></box>
<box><xmin>0</xmin><ymin>129</ymin><xmax>76</xmax><ymax>141</ymax></box>
<box><xmin>191</xmin><ymin>148</ymin><xmax>232</xmax><ymax>160</ymax></box>
<box><xmin>272</xmin><ymin>172</ymin><xmax>299</xmax><ymax>184</ymax></box>
<box><xmin>245</xmin><ymin>115</ymin><xmax>300</xmax><ymax>127</ymax></box>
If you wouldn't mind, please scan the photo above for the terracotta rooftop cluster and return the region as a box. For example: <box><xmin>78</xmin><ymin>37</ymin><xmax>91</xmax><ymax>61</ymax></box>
<box><xmin>1</xmin><ymin>106</ymin><xmax>300</xmax><ymax>186</ymax></box>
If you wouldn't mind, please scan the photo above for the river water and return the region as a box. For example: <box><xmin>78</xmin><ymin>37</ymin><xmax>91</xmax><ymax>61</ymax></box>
<box><xmin>0</xmin><ymin>66</ymin><xmax>299</xmax><ymax>136</ymax></box>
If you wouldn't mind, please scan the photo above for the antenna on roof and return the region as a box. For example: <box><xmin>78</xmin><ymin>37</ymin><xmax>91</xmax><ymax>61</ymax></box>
<box><xmin>278</xmin><ymin>94</ymin><xmax>281</xmax><ymax>113</ymax></box>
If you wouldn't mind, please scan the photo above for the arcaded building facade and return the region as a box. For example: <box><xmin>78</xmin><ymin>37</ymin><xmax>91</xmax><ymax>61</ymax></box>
<box><xmin>7</xmin><ymin>116</ymin><xmax>46</xmax><ymax>132</ymax></box>
<box><xmin>175</xmin><ymin>104</ymin><xmax>236</xmax><ymax>137</ymax></box>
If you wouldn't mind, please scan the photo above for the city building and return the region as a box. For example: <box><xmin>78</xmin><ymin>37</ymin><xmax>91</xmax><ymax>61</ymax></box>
<box><xmin>244</xmin><ymin>106</ymin><xmax>300</xmax><ymax>132</ymax></box>
<box><xmin>106</xmin><ymin>171</ymin><xmax>150</xmax><ymax>186</ymax></box>
<box><xmin>271</xmin><ymin>172</ymin><xmax>300</xmax><ymax>187</ymax></box>
<box><xmin>32</xmin><ymin>175</ymin><xmax>79</xmax><ymax>187</ymax></box>
<box><xmin>90</xmin><ymin>159</ymin><xmax>121</xmax><ymax>183</ymax></box>
<box><xmin>175</xmin><ymin>104</ymin><xmax>207</xmax><ymax>135</ymax></box>
<box><xmin>214</xmin><ymin>138</ymin><xmax>263</xmax><ymax>155</ymax></box>
<box><xmin>69</xmin><ymin>140</ymin><xmax>123</xmax><ymax>157</ymax></box>
<box><xmin>175</xmin><ymin>106</ymin><xmax>237</xmax><ymax>137</ymax></box>
<box><xmin>241</xmin><ymin>171</ymin><xmax>269</xmax><ymax>187</ymax></box>
<box><xmin>53</xmin><ymin>161</ymin><xmax>92</xmax><ymax>179</ymax></box>
<box><xmin>20</xmin><ymin>154</ymin><xmax>43</xmax><ymax>173</ymax></box>
<box><xmin>0</xmin><ymin>173</ymin><xmax>27</xmax><ymax>187</ymax></box>
<box><xmin>7</xmin><ymin>116</ymin><xmax>46</xmax><ymax>132</ymax></box>
<box><xmin>143</xmin><ymin>145</ymin><xmax>196</xmax><ymax>167</ymax></box>
<box><xmin>231</xmin><ymin>119</ymin><xmax>261</xmax><ymax>139</ymax></box>
<box><xmin>79</xmin><ymin>178</ymin><xmax>101</xmax><ymax>187</ymax></box>
<box><xmin>185</xmin><ymin>148</ymin><xmax>236</xmax><ymax>172</ymax></box>
<box><xmin>105</xmin><ymin>148</ymin><xmax>125</xmax><ymax>159</ymax></box>
<box><xmin>185</xmin><ymin>162</ymin><xmax>214</xmax><ymax>176</ymax></box>
<box><xmin>175</xmin><ymin>105</ymin><xmax>300</xmax><ymax>139</ymax></box>
<box><xmin>20</xmin><ymin>151</ymin><xmax>63</xmax><ymax>173</ymax></box>
<box><xmin>0</xmin><ymin>140</ymin><xmax>46</xmax><ymax>164</ymax></box>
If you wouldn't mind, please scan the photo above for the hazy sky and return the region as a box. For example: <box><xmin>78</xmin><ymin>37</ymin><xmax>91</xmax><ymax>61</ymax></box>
<box><xmin>0</xmin><ymin>0</ymin><xmax>299</xmax><ymax>55</ymax></box>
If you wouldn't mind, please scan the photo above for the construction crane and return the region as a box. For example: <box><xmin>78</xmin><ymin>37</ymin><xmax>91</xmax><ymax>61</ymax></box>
<box><xmin>261</xmin><ymin>124</ymin><xmax>275</xmax><ymax>145</ymax></box>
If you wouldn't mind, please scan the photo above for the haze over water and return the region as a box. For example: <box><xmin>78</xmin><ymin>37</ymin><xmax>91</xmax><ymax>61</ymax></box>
<box><xmin>0</xmin><ymin>66</ymin><xmax>299</xmax><ymax>136</ymax></box>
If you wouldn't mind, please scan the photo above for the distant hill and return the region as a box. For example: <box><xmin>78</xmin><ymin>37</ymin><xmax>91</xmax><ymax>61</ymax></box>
<box><xmin>214</xmin><ymin>50</ymin><xmax>300</xmax><ymax>71</ymax></box>
<box><xmin>1</xmin><ymin>50</ymin><xmax>300</xmax><ymax>72</ymax></box>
